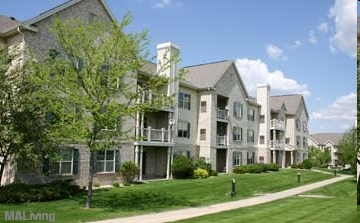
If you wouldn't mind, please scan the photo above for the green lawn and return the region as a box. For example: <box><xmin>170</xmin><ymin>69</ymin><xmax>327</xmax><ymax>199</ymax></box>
<box><xmin>174</xmin><ymin>178</ymin><xmax>357</xmax><ymax>223</ymax></box>
<box><xmin>0</xmin><ymin>169</ymin><xmax>334</xmax><ymax>223</ymax></box>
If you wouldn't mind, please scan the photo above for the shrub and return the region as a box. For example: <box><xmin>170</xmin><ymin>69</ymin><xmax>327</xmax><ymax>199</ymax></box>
<box><xmin>112</xmin><ymin>182</ymin><xmax>120</xmax><ymax>188</ymax></box>
<box><xmin>268</xmin><ymin>163</ymin><xmax>279</xmax><ymax>171</ymax></box>
<box><xmin>120</xmin><ymin>161</ymin><xmax>140</xmax><ymax>184</ymax></box>
<box><xmin>193</xmin><ymin>168</ymin><xmax>209</xmax><ymax>179</ymax></box>
<box><xmin>194</xmin><ymin>158</ymin><xmax>212</xmax><ymax>173</ymax></box>
<box><xmin>0</xmin><ymin>179</ymin><xmax>82</xmax><ymax>204</ymax></box>
<box><xmin>172</xmin><ymin>155</ymin><xmax>195</xmax><ymax>179</ymax></box>
<box><xmin>291</xmin><ymin>163</ymin><xmax>299</xmax><ymax>169</ymax></box>
<box><xmin>300</xmin><ymin>159</ymin><xmax>313</xmax><ymax>170</ymax></box>
<box><xmin>259</xmin><ymin>163</ymin><xmax>270</xmax><ymax>172</ymax></box>
<box><xmin>233</xmin><ymin>166</ymin><xmax>247</xmax><ymax>174</ymax></box>
<box><xmin>209</xmin><ymin>169</ymin><xmax>218</xmax><ymax>176</ymax></box>
<box><xmin>247</xmin><ymin>164</ymin><xmax>263</xmax><ymax>173</ymax></box>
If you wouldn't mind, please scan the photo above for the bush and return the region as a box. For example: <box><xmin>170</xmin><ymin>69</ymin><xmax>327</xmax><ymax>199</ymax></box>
<box><xmin>120</xmin><ymin>161</ymin><xmax>140</xmax><ymax>184</ymax></box>
<box><xmin>233</xmin><ymin>166</ymin><xmax>247</xmax><ymax>174</ymax></box>
<box><xmin>112</xmin><ymin>182</ymin><xmax>120</xmax><ymax>188</ymax></box>
<box><xmin>209</xmin><ymin>169</ymin><xmax>218</xmax><ymax>176</ymax></box>
<box><xmin>193</xmin><ymin>168</ymin><xmax>209</xmax><ymax>179</ymax></box>
<box><xmin>300</xmin><ymin>159</ymin><xmax>313</xmax><ymax>169</ymax></box>
<box><xmin>268</xmin><ymin>163</ymin><xmax>279</xmax><ymax>171</ymax></box>
<box><xmin>172</xmin><ymin>155</ymin><xmax>195</xmax><ymax>179</ymax></box>
<box><xmin>247</xmin><ymin>164</ymin><xmax>263</xmax><ymax>173</ymax></box>
<box><xmin>194</xmin><ymin>158</ymin><xmax>212</xmax><ymax>174</ymax></box>
<box><xmin>0</xmin><ymin>179</ymin><xmax>83</xmax><ymax>204</ymax></box>
<box><xmin>259</xmin><ymin>163</ymin><xmax>270</xmax><ymax>172</ymax></box>
<box><xmin>291</xmin><ymin>163</ymin><xmax>299</xmax><ymax>169</ymax></box>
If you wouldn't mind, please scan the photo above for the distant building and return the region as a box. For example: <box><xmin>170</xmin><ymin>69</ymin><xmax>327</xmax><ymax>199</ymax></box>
<box><xmin>308</xmin><ymin>133</ymin><xmax>344</xmax><ymax>166</ymax></box>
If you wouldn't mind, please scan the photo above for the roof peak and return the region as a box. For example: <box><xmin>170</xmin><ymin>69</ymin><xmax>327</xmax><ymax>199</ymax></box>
<box><xmin>183</xmin><ymin>60</ymin><xmax>232</xmax><ymax>68</ymax></box>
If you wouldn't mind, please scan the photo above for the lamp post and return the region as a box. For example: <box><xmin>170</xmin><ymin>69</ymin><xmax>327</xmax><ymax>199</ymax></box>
<box><xmin>297</xmin><ymin>172</ymin><xmax>301</xmax><ymax>183</ymax></box>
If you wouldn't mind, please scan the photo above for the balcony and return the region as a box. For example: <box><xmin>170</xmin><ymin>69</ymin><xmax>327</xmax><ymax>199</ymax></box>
<box><xmin>270</xmin><ymin>140</ymin><xmax>285</xmax><ymax>149</ymax></box>
<box><xmin>270</xmin><ymin>119</ymin><xmax>285</xmax><ymax>130</ymax></box>
<box><xmin>136</xmin><ymin>127</ymin><xmax>172</xmax><ymax>143</ymax></box>
<box><xmin>217</xmin><ymin>135</ymin><xmax>227</xmax><ymax>146</ymax></box>
<box><xmin>217</xmin><ymin>108</ymin><xmax>228</xmax><ymax>120</ymax></box>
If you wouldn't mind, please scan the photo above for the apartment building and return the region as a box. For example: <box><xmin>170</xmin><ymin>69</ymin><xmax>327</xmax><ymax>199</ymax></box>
<box><xmin>308</xmin><ymin>133</ymin><xmax>344</xmax><ymax>166</ymax></box>
<box><xmin>0</xmin><ymin>0</ymin><xmax>309</xmax><ymax>186</ymax></box>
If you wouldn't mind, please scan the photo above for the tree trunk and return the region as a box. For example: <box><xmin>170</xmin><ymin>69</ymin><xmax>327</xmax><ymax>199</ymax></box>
<box><xmin>86</xmin><ymin>151</ymin><xmax>94</xmax><ymax>208</ymax></box>
<box><xmin>0</xmin><ymin>154</ymin><xmax>8</xmax><ymax>185</ymax></box>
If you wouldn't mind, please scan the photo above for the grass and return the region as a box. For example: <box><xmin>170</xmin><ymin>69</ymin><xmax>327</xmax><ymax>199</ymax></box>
<box><xmin>0</xmin><ymin>169</ymin><xmax>334</xmax><ymax>223</ymax></box>
<box><xmin>174</xmin><ymin>178</ymin><xmax>357</xmax><ymax>223</ymax></box>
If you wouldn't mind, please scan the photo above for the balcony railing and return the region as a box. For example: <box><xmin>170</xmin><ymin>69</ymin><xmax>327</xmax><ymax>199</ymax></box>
<box><xmin>270</xmin><ymin>119</ymin><xmax>285</xmax><ymax>130</ymax></box>
<box><xmin>270</xmin><ymin>140</ymin><xmax>285</xmax><ymax>149</ymax></box>
<box><xmin>136</xmin><ymin>127</ymin><xmax>172</xmax><ymax>143</ymax></box>
<box><xmin>217</xmin><ymin>108</ymin><xmax>228</xmax><ymax>120</ymax></box>
<box><xmin>217</xmin><ymin>135</ymin><xmax>227</xmax><ymax>146</ymax></box>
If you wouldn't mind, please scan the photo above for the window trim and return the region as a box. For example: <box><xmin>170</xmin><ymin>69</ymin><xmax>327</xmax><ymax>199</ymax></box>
<box><xmin>233</xmin><ymin>151</ymin><xmax>242</xmax><ymax>166</ymax></box>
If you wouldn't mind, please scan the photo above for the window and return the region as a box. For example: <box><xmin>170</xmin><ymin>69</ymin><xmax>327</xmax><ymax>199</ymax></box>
<box><xmin>296</xmin><ymin>135</ymin><xmax>301</xmax><ymax>147</ymax></box>
<box><xmin>260</xmin><ymin>135</ymin><xmax>265</xmax><ymax>144</ymax></box>
<box><xmin>285</xmin><ymin>138</ymin><xmax>290</xmax><ymax>144</ymax></box>
<box><xmin>200</xmin><ymin>129</ymin><xmax>206</xmax><ymax>140</ymax></box>
<box><xmin>233</xmin><ymin>127</ymin><xmax>243</xmax><ymax>142</ymax></box>
<box><xmin>178</xmin><ymin>92</ymin><xmax>191</xmax><ymax>110</ymax></box>
<box><xmin>247</xmin><ymin>108</ymin><xmax>255</xmax><ymax>121</ymax></box>
<box><xmin>233</xmin><ymin>152</ymin><xmax>242</xmax><ymax>166</ymax></box>
<box><xmin>247</xmin><ymin>129</ymin><xmax>255</xmax><ymax>143</ymax></box>
<box><xmin>200</xmin><ymin>101</ymin><xmax>207</xmax><ymax>112</ymax></box>
<box><xmin>178</xmin><ymin>120</ymin><xmax>190</xmax><ymax>138</ymax></box>
<box><xmin>247</xmin><ymin>152</ymin><xmax>255</xmax><ymax>164</ymax></box>
<box><xmin>302</xmin><ymin>121</ymin><xmax>307</xmax><ymax>132</ymax></box>
<box><xmin>303</xmin><ymin>137</ymin><xmax>308</xmax><ymax>147</ymax></box>
<box><xmin>233</xmin><ymin>102</ymin><xmax>243</xmax><ymax>118</ymax></box>
<box><xmin>296</xmin><ymin>119</ymin><xmax>301</xmax><ymax>131</ymax></box>
<box><xmin>260</xmin><ymin>115</ymin><xmax>265</xmax><ymax>123</ymax></box>
<box><xmin>95</xmin><ymin>150</ymin><xmax>119</xmax><ymax>173</ymax></box>
<box><xmin>46</xmin><ymin>148</ymin><xmax>78</xmax><ymax>175</ymax></box>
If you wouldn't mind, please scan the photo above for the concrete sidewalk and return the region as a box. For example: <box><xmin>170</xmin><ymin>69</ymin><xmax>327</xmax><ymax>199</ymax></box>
<box><xmin>88</xmin><ymin>174</ymin><xmax>352</xmax><ymax>223</ymax></box>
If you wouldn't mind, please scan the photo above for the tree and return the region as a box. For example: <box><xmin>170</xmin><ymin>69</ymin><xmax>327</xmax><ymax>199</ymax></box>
<box><xmin>28</xmin><ymin>14</ymin><xmax>181</xmax><ymax>208</ymax></box>
<box><xmin>0</xmin><ymin>44</ymin><xmax>50</xmax><ymax>184</ymax></box>
<box><xmin>337</xmin><ymin>127</ymin><xmax>357</xmax><ymax>174</ymax></box>
<box><xmin>307</xmin><ymin>146</ymin><xmax>331</xmax><ymax>167</ymax></box>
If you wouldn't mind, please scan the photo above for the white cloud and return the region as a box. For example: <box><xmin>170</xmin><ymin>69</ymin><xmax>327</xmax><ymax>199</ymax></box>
<box><xmin>266</xmin><ymin>44</ymin><xmax>287</xmax><ymax>61</ymax></box>
<box><xmin>309</xmin><ymin>30</ymin><xmax>317</xmax><ymax>44</ymax></box>
<box><xmin>311</xmin><ymin>92</ymin><xmax>356</xmax><ymax>120</ymax></box>
<box><xmin>318</xmin><ymin>22</ymin><xmax>329</xmax><ymax>33</ymax></box>
<box><xmin>153</xmin><ymin>0</ymin><xmax>182</xmax><ymax>8</ymax></box>
<box><xmin>286</xmin><ymin>40</ymin><xmax>302</xmax><ymax>49</ymax></box>
<box><xmin>235</xmin><ymin>58</ymin><xmax>310</xmax><ymax>97</ymax></box>
<box><xmin>328</xmin><ymin>0</ymin><xmax>356</xmax><ymax>58</ymax></box>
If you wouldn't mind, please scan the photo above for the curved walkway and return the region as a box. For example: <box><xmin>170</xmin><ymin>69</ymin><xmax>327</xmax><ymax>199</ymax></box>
<box><xmin>88</xmin><ymin>174</ymin><xmax>352</xmax><ymax>223</ymax></box>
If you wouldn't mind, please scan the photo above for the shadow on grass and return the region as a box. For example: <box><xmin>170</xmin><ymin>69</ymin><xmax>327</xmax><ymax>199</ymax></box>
<box><xmin>85</xmin><ymin>189</ymin><xmax>195</xmax><ymax>211</ymax></box>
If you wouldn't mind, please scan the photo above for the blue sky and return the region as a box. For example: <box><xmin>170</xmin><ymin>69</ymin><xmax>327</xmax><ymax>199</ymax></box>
<box><xmin>0</xmin><ymin>0</ymin><xmax>357</xmax><ymax>134</ymax></box>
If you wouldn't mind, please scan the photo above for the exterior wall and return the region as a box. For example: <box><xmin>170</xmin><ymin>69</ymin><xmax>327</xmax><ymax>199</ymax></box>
<box><xmin>257</xmin><ymin>85</ymin><xmax>270</xmax><ymax>163</ymax></box>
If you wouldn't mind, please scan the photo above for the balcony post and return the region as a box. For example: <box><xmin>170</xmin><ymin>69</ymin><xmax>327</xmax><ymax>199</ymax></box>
<box><xmin>147</xmin><ymin>127</ymin><xmax>151</xmax><ymax>141</ymax></box>
<box><xmin>139</xmin><ymin>146</ymin><xmax>143</xmax><ymax>181</ymax></box>
<box><xmin>161</xmin><ymin>128</ymin><xmax>165</xmax><ymax>142</ymax></box>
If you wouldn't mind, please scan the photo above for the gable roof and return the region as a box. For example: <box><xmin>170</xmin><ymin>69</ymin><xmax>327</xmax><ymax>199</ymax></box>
<box><xmin>0</xmin><ymin>15</ymin><xmax>20</xmax><ymax>34</ymax></box>
<box><xmin>309</xmin><ymin>133</ymin><xmax>344</xmax><ymax>146</ymax></box>
<box><xmin>270</xmin><ymin>94</ymin><xmax>309</xmax><ymax>117</ymax></box>
<box><xmin>0</xmin><ymin>0</ymin><xmax>116</xmax><ymax>36</ymax></box>
<box><xmin>182</xmin><ymin>60</ymin><xmax>249</xmax><ymax>97</ymax></box>
<box><xmin>183</xmin><ymin>60</ymin><xmax>233</xmax><ymax>89</ymax></box>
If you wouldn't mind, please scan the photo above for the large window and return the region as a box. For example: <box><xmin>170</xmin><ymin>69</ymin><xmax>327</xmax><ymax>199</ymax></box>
<box><xmin>95</xmin><ymin>150</ymin><xmax>119</xmax><ymax>173</ymax></box>
<box><xmin>178</xmin><ymin>92</ymin><xmax>191</xmax><ymax>110</ymax></box>
<box><xmin>247</xmin><ymin>108</ymin><xmax>255</xmax><ymax>121</ymax></box>
<box><xmin>233</xmin><ymin>127</ymin><xmax>243</xmax><ymax>142</ymax></box>
<box><xmin>296</xmin><ymin>135</ymin><xmax>301</xmax><ymax>147</ymax></box>
<box><xmin>178</xmin><ymin>120</ymin><xmax>190</xmax><ymax>138</ymax></box>
<box><xmin>46</xmin><ymin>148</ymin><xmax>78</xmax><ymax>175</ymax></box>
<box><xmin>247</xmin><ymin>129</ymin><xmax>255</xmax><ymax>143</ymax></box>
<box><xmin>247</xmin><ymin>152</ymin><xmax>255</xmax><ymax>164</ymax></box>
<box><xmin>233</xmin><ymin>102</ymin><xmax>243</xmax><ymax>118</ymax></box>
<box><xmin>200</xmin><ymin>101</ymin><xmax>207</xmax><ymax>112</ymax></box>
<box><xmin>233</xmin><ymin>151</ymin><xmax>242</xmax><ymax>166</ymax></box>
<box><xmin>296</xmin><ymin>119</ymin><xmax>301</xmax><ymax>131</ymax></box>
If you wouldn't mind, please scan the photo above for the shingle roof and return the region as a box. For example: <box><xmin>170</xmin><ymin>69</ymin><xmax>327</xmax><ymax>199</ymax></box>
<box><xmin>0</xmin><ymin>15</ymin><xmax>20</xmax><ymax>34</ymax></box>
<box><xmin>182</xmin><ymin>60</ymin><xmax>233</xmax><ymax>89</ymax></box>
<box><xmin>270</xmin><ymin>94</ymin><xmax>307</xmax><ymax>116</ymax></box>
<box><xmin>309</xmin><ymin>133</ymin><xmax>344</xmax><ymax>145</ymax></box>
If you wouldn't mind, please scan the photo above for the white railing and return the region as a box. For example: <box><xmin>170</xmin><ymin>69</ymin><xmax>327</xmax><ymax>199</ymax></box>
<box><xmin>270</xmin><ymin>119</ymin><xmax>285</xmax><ymax>130</ymax></box>
<box><xmin>137</xmin><ymin>127</ymin><xmax>171</xmax><ymax>143</ymax></box>
<box><xmin>217</xmin><ymin>135</ymin><xmax>227</xmax><ymax>146</ymax></box>
<box><xmin>217</xmin><ymin>108</ymin><xmax>228</xmax><ymax>120</ymax></box>
<box><xmin>270</xmin><ymin>140</ymin><xmax>285</xmax><ymax>149</ymax></box>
